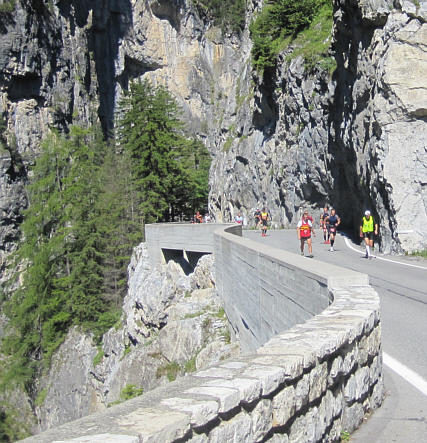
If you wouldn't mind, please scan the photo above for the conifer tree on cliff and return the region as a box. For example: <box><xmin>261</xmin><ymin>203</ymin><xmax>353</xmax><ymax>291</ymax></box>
<box><xmin>3</xmin><ymin>127</ymin><xmax>110</xmax><ymax>387</ymax></box>
<box><xmin>117</xmin><ymin>79</ymin><xmax>210</xmax><ymax>223</ymax></box>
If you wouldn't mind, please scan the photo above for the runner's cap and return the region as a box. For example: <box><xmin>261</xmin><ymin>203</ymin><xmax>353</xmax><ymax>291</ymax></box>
<box><xmin>365</xmin><ymin>210</ymin><xmax>371</xmax><ymax>216</ymax></box>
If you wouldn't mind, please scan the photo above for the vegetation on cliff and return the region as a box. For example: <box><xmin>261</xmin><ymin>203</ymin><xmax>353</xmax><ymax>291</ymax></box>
<box><xmin>0</xmin><ymin>81</ymin><xmax>210</xmax><ymax>439</ymax></box>
<box><xmin>192</xmin><ymin>0</ymin><xmax>246</xmax><ymax>33</ymax></box>
<box><xmin>250</xmin><ymin>0</ymin><xmax>334</xmax><ymax>73</ymax></box>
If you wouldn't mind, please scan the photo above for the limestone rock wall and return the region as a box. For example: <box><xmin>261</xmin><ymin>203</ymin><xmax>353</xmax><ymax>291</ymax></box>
<box><xmin>0</xmin><ymin>0</ymin><xmax>425</xmax><ymax>283</ymax></box>
<box><xmin>1</xmin><ymin>1</ymin><xmax>425</xmax><ymax>279</ymax></box>
<box><xmin>330</xmin><ymin>0</ymin><xmax>427</xmax><ymax>252</ymax></box>
<box><xmin>208</xmin><ymin>0</ymin><xmax>427</xmax><ymax>253</ymax></box>
<box><xmin>0</xmin><ymin>0</ymin><xmax>106</xmax><ymax>282</ymax></box>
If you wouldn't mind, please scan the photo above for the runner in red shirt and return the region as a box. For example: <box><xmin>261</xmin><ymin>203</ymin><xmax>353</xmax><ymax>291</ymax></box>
<box><xmin>297</xmin><ymin>210</ymin><xmax>315</xmax><ymax>257</ymax></box>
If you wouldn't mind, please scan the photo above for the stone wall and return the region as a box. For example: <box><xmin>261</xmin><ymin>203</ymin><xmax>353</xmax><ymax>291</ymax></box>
<box><xmin>20</xmin><ymin>224</ymin><xmax>383</xmax><ymax>442</ymax></box>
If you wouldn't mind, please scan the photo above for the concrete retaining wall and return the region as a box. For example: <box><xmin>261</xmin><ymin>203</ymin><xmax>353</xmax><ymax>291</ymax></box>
<box><xmin>22</xmin><ymin>224</ymin><xmax>383</xmax><ymax>443</ymax></box>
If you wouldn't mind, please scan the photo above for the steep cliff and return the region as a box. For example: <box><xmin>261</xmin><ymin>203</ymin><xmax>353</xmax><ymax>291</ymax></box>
<box><xmin>207</xmin><ymin>0</ymin><xmax>427</xmax><ymax>253</ymax></box>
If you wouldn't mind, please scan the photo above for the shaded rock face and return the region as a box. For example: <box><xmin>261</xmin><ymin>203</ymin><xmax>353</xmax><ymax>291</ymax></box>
<box><xmin>0</xmin><ymin>0</ymin><xmax>126</xmax><ymax>286</ymax></box>
<box><xmin>35</xmin><ymin>245</ymin><xmax>238</xmax><ymax>432</ymax></box>
<box><xmin>329</xmin><ymin>0</ymin><xmax>427</xmax><ymax>252</ymax></box>
<box><xmin>0</xmin><ymin>151</ymin><xmax>26</xmax><ymax>280</ymax></box>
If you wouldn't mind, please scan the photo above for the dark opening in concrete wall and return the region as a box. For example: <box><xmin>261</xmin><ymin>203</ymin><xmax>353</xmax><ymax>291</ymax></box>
<box><xmin>162</xmin><ymin>248</ymin><xmax>209</xmax><ymax>275</ymax></box>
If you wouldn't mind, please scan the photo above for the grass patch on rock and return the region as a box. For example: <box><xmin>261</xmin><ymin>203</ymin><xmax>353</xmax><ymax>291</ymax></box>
<box><xmin>286</xmin><ymin>3</ymin><xmax>335</xmax><ymax>73</ymax></box>
<box><xmin>156</xmin><ymin>361</ymin><xmax>181</xmax><ymax>382</ymax></box>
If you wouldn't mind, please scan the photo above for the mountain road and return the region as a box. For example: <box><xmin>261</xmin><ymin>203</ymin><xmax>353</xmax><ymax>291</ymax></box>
<box><xmin>244</xmin><ymin>228</ymin><xmax>427</xmax><ymax>442</ymax></box>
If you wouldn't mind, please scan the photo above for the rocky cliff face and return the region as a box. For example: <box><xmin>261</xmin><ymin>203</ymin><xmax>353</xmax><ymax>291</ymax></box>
<box><xmin>207</xmin><ymin>0</ymin><xmax>427</xmax><ymax>253</ymax></box>
<box><xmin>330</xmin><ymin>0</ymin><xmax>427</xmax><ymax>252</ymax></box>
<box><xmin>0</xmin><ymin>1</ymin><xmax>425</xmax><ymax>270</ymax></box>
<box><xmin>34</xmin><ymin>245</ymin><xmax>238</xmax><ymax>432</ymax></box>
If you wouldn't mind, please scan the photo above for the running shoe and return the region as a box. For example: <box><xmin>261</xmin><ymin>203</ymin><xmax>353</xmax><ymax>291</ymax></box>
<box><xmin>330</xmin><ymin>247</ymin><xmax>334</xmax><ymax>252</ymax></box>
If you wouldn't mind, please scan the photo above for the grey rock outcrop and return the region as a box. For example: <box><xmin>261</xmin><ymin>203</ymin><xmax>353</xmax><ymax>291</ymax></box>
<box><xmin>0</xmin><ymin>149</ymin><xmax>26</xmax><ymax>282</ymax></box>
<box><xmin>206</xmin><ymin>0</ymin><xmax>427</xmax><ymax>253</ymax></box>
<box><xmin>35</xmin><ymin>245</ymin><xmax>238</xmax><ymax>432</ymax></box>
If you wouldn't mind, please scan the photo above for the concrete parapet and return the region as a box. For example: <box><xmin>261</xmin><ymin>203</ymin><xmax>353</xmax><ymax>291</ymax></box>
<box><xmin>22</xmin><ymin>224</ymin><xmax>382</xmax><ymax>443</ymax></box>
<box><xmin>145</xmin><ymin>223</ymin><xmax>240</xmax><ymax>265</ymax></box>
<box><xmin>214</xmin><ymin>226</ymin><xmax>369</xmax><ymax>352</ymax></box>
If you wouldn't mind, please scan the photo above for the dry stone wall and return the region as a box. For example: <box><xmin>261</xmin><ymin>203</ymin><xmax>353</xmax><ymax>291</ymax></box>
<box><xmin>21</xmin><ymin>224</ymin><xmax>383</xmax><ymax>442</ymax></box>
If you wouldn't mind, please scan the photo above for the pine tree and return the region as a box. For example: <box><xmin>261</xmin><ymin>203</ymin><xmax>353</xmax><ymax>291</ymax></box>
<box><xmin>3</xmin><ymin>127</ymin><xmax>112</xmax><ymax>386</ymax></box>
<box><xmin>117</xmin><ymin>79</ymin><xmax>211</xmax><ymax>223</ymax></box>
<box><xmin>96</xmin><ymin>146</ymin><xmax>142</xmax><ymax>305</ymax></box>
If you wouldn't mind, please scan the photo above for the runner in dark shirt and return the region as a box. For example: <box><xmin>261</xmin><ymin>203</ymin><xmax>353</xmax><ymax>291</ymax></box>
<box><xmin>320</xmin><ymin>206</ymin><xmax>330</xmax><ymax>244</ymax></box>
<box><xmin>325</xmin><ymin>208</ymin><xmax>340</xmax><ymax>252</ymax></box>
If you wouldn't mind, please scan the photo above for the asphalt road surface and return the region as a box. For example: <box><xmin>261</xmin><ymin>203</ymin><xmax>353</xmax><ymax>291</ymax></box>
<box><xmin>244</xmin><ymin>228</ymin><xmax>427</xmax><ymax>442</ymax></box>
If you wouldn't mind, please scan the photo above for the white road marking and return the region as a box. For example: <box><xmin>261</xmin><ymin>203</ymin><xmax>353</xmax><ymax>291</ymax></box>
<box><xmin>342</xmin><ymin>235</ymin><xmax>427</xmax><ymax>394</ymax></box>
<box><xmin>383</xmin><ymin>352</ymin><xmax>427</xmax><ymax>397</ymax></box>
<box><xmin>343</xmin><ymin>237</ymin><xmax>427</xmax><ymax>270</ymax></box>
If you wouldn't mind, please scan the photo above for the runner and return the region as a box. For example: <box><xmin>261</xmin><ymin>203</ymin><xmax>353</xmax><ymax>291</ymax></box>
<box><xmin>360</xmin><ymin>210</ymin><xmax>378</xmax><ymax>259</ymax></box>
<box><xmin>297</xmin><ymin>210</ymin><xmax>315</xmax><ymax>257</ymax></box>
<box><xmin>320</xmin><ymin>206</ymin><xmax>330</xmax><ymax>244</ymax></box>
<box><xmin>325</xmin><ymin>208</ymin><xmax>340</xmax><ymax>252</ymax></box>
<box><xmin>234</xmin><ymin>211</ymin><xmax>243</xmax><ymax>224</ymax></box>
<box><xmin>254</xmin><ymin>208</ymin><xmax>261</xmax><ymax>229</ymax></box>
<box><xmin>195</xmin><ymin>211</ymin><xmax>203</xmax><ymax>223</ymax></box>
<box><xmin>260</xmin><ymin>207</ymin><xmax>269</xmax><ymax>237</ymax></box>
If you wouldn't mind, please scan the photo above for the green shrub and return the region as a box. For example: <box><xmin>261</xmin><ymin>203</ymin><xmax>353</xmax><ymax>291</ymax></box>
<box><xmin>0</xmin><ymin>405</ymin><xmax>31</xmax><ymax>442</ymax></box>
<box><xmin>184</xmin><ymin>356</ymin><xmax>197</xmax><ymax>374</ymax></box>
<box><xmin>222</xmin><ymin>327</ymin><xmax>231</xmax><ymax>344</ymax></box>
<box><xmin>120</xmin><ymin>384</ymin><xmax>143</xmax><ymax>400</ymax></box>
<box><xmin>120</xmin><ymin>344</ymin><xmax>131</xmax><ymax>361</ymax></box>
<box><xmin>156</xmin><ymin>362</ymin><xmax>181</xmax><ymax>382</ymax></box>
<box><xmin>0</xmin><ymin>1</ymin><xmax>15</xmax><ymax>14</ymax></box>
<box><xmin>35</xmin><ymin>388</ymin><xmax>48</xmax><ymax>407</ymax></box>
<box><xmin>192</xmin><ymin>0</ymin><xmax>246</xmax><ymax>34</ymax></box>
<box><xmin>286</xmin><ymin>2</ymin><xmax>335</xmax><ymax>73</ymax></box>
<box><xmin>92</xmin><ymin>346</ymin><xmax>104</xmax><ymax>367</ymax></box>
<box><xmin>107</xmin><ymin>384</ymin><xmax>143</xmax><ymax>407</ymax></box>
<box><xmin>409</xmin><ymin>249</ymin><xmax>427</xmax><ymax>258</ymax></box>
<box><xmin>90</xmin><ymin>310</ymin><xmax>122</xmax><ymax>344</ymax></box>
<box><xmin>215</xmin><ymin>307</ymin><xmax>226</xmax><ymax>318</ymax></box>
<box><xmin>340</xmin><ymin>430</ymin><xmax>351</xmax><ymax>441</ymax></box>
<box><xmin>250</xmin><ymin>0</ymin><xmax>333</xmax><ymax>74</ymax></box>
<box><xmin>223</xmin><ymin>136</ymin><xmax>234</xmax><ymax>152</ymax></box>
